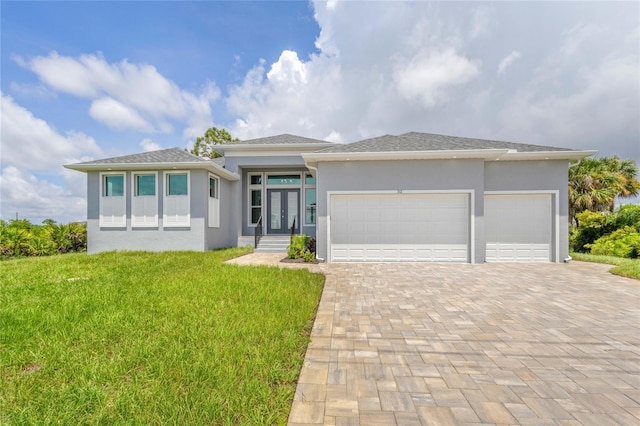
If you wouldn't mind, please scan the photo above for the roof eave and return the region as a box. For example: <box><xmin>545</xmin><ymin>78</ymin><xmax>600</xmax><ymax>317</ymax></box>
<box><xmin>214</xmin><ymin>142</ymin><xmax>335</xmax><ymax>153</ymax></box>
<box><xmin>496</xmin><ymin>150</ymin><xmax>598</xmax><ymax>161</ymax></box>
<box><xmin>63</xmin><ymin>162</ymin><xmax>240</xmax><ymax>181</ymax></box>
<box><xmin>302</xmin><ymin>149</ymin><xmax>511</xmax><ymax>164</ymax></box>
<box><xmin>302</xmin><ymin>149</ymin><xmax>598</xmax><ymax>165</ymax></box>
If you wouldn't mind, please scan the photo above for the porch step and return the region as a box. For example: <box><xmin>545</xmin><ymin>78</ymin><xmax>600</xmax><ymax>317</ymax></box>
<box><xmin>255</xmin><ymin>235</ymin><xmax>291</xmax><ymax>253</ymax></box>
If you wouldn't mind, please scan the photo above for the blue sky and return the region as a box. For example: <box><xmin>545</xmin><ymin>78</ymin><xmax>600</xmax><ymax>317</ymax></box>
<box><xmin>1</xmin><ymin>1</ymin><xmax>639</xmax><ymax>223</ymax></box>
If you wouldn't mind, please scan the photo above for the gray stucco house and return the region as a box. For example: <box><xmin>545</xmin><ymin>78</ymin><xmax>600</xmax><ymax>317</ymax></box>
<box><xmin>65</xmin><ymin>132</ymin><xmax>595</xmax><ymax>263</ymax></box>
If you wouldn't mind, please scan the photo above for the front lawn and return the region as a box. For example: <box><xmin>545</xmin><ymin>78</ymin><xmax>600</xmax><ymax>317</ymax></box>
<box><xmin>0</xmin><ymin>248</ymin><xmax>324</xmax><ymax>425</ymax></box>
<box><xmin>570</xmin><ymin>252</ymin><xmax>640</xmax><ymax>280</ymax></box>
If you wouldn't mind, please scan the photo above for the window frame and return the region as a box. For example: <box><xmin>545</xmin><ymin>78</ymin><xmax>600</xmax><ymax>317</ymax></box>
<box><xmin>163</xmin><ymin>170</ymin><xmax>190</xmax><ymax>228</ymax></box>
<box><xmin>248</xmin><ymin>172</ymin><xmax>263</xmax><ymax>227</ymax></box>
<box><xmin>131</xmin><ymin>171</ymin><xmax>158</xmax><ymax>228</ymax></box>
<box><xmin>303</xmin><ymin>173</ymin><xmax>316</xmax><ymax>226</ymax></box>
<box><xmin>99</xmin><ymin>171</ymin><xmax>126</xmax><ymax>228</ymax></box>
<box><xmin>208</xmin><ymin>173</ymin><xmax>220</xmax><ymax>228</ymax></box>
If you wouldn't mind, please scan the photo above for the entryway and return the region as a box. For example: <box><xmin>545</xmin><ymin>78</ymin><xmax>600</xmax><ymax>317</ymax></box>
<box><xmin>267</xmin><ymin>189</ymin><xmax>300</xmax><ymax>234</ymax></box>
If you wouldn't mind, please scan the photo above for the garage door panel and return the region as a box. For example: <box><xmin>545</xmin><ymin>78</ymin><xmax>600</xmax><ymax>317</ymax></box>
<box><xmin>485</xmin><ymin>194</ymin><xmax>552</xmax><ymax>262</ymax></box>
<box><xmin>330</xmin><ymin>193</ymin><xmax>469</xmax><ymax>262</ymax></box>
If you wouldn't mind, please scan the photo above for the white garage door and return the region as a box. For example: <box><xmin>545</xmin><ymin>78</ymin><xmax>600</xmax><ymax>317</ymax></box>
<box><xmin>329</xmin><ymin>193</ymin><xmax>469</xmax><ymax>262</ymax></box>
<box><xmin>485</xmin><ymin>194</ymin><xmax>552</xmax><ymax>262</ymax></box>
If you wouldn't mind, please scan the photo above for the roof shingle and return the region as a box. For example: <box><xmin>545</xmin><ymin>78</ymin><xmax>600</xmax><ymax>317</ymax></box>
<box><xmin>72</xmin><ymin>148</ymin><xmax>210</xmax><ymax>165</ymax></box>
<box><xmin>318</xmin><ymin>132</ymin><xmax>574</xmax><ymax>153</ymax></box>
<box><xmin>238</xmin><ymin>134</ymin><xmax>331</xmax><ymax>145</ymax></box>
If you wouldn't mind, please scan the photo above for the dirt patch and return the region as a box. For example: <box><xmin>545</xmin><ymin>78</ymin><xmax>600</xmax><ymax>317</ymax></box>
<box><xmin>21</xmin><ymin>362</ymin><xmax>42</xmax><ymax>374</ymax></box>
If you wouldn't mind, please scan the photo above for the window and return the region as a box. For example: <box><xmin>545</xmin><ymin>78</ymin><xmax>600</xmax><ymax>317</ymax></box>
<box><xmin>135</xmin><ymin>174</ymin><xmax>156</xmax><ymax>196</ymax></box>
<box><xmin>163</xmin><ymin>171</ymin><xmax>190</xmax><ymax>227</ymax></box>
<box><xmin>104</xmin><ymin>175</ymin><xmax>124</xmax><ymax>197</ymax></box>
<box><xmin>248</xmin><ymin>173</ymin><xmax>262</xmax><ymax>226</ymax></box>
<box><xmin>100</xmin><ymin>173</ymin><xmax>126</xmax><ymax>227</ymax></box>
<box><xmin>209</xmin><ymin>174</ymin><xmax>220</xmax><ymax>228</ymax></box>
<box><xmin>304</xmin><ymin>174</ymin><xmax>316</xmax><ymax>226</ymax></box>
<box><xmin>168</xmin><ymin>173</ymin><xmax>188</xmax><ymax>195</ymax></box>
<box><xmin>132</xmin><ymin>172</ymin><xmax>158</xmax><ymax>227</ymax></box>
<box><xmin>267</xmin><ymin>174</ymin><xmax>301</xmax><ymax>185</ymax></box>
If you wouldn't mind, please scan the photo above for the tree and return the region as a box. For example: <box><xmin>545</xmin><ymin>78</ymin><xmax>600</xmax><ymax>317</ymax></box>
<box><xmin>569</xmin><ymin>156</ymin><xmax>640</xmax><ymax>226</ymax></box>
<box><xmin>189</xmin><ymin>127</ymin><xmax>239</xmax><ymax>159</ymax></box>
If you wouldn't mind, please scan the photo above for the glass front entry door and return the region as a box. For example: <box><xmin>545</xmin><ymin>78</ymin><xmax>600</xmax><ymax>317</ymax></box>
<box><xmin>267</xmin><ymin>189</ymin><xmax>299</xmax><ymax>234</ymax></box>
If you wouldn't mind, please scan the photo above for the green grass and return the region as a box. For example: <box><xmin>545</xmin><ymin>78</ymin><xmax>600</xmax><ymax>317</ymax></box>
<box><xmin>570</xmin><ymin>252</ymin><xmax>640</xmax><ymax>280</ymax></box>
<box><xmin>0</xmin><ymin>248</ymin><xmax>325</xmax><ymax>425</ymax></box>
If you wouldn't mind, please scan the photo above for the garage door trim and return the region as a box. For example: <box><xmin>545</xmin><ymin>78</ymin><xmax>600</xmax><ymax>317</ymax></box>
<box><xmin>484</xmin><ymin>190</ymin><xmax>559</xmax><ymax>262</ymax></box>
<box><xmin>327</xmin><ymin>189</ymin><xmax>475</xmax><ymax>263</ymax></box>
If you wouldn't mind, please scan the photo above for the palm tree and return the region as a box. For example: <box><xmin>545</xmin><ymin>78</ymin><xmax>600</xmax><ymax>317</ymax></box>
<box><xmin>569</xmin><ymin>156</ymin><xmax>639</xmax><ymax>226</ymax></box>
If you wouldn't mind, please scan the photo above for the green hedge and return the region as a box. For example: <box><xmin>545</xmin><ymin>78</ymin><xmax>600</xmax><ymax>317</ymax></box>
<box><xmin>0</xmin><ymin>219</ymin><xmax>87</xmax><ymax>259</ymax></box>
<box><xmin>570</xmin><ymin>204</ymin><xmax>640</xmax><ymax>258</ymax></box>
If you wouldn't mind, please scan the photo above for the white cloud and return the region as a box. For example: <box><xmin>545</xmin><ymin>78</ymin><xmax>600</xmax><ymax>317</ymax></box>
<box><xmin>469</xmin><ymin>6</ymin><xmax>491</xmax><ymax>39</ymax></box>
<box><xmin>9</xmin><ymin>82</ymin><xmax>57</xmax><ymax>99</ymax></box>
<box><xmin>18</xmin><ymin>52</ymin><xmax>218</xmax><ymax>137</ymax></box>
<box><xmin>1</xmin><ymin>93</ymin><xmax>102</xmax><ymax>171</ymax></box>
<box><xmin>226</xmin><ymin>2</ymin><xmax>483</xmax><ymax>141</ymax></box>
<box><xmin>0</xmin><ymin>94</ymin><xmax>101</xmax><ymax>222</ymax></box>
<box><xmin>393</xmin><ymin>49</ymin><xmax>480</xmax><ymax>107</ymax></box>
<box><xmin>0</xmin><ymin>167</ymin><xmax>86</xmax><ymax>224</ymax></box>
<box><xmin>89</xmin><ymin>97</ymin><xmax>154</xmax><ymax>132</ymax></box>
<box><xmin>497</xmin><ymin>50</ymin><xmax>522</xmax><ymax>74</ymax></box>
<box><xmin>140</xmin><ymin>138</ymin><xmax>162</xmax><ymax>152</ymax></box>
<box><xmin>497</xmin><ymin>24</ymin><xmax>639</xmax><ymax>161</ymax></box>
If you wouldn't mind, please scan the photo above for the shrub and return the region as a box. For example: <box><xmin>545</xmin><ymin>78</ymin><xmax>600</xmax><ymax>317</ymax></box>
<box><xmin>570</xmin><ymin>210</ymin><xmax>615</xmax><ymax>252</ymax></box>
<box><xmin>288</xmin><ymin>234</ymin><xmax>309</xmax><ymax>259</ymax></box>
<box><xmin>0</xmin><ymin>219</ymin><xmax>87</xmax><ymax>259</ymax></box>
<box><xmin>287</xmin><ymin>235</ymin><xmax>317</xmax><ymax>262</ymax></box>
<box><xmin>588</xmin><ymin>226</ymin><xmax>640</xmax><ymax>258</ymax></box>
<box><xmin>614</xmin><ymin>204</ymin><xmax>640</xmax><ymax>231</ymax></box>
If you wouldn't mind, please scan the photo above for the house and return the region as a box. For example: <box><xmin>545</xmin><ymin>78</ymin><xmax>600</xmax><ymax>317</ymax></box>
<box><xmin>64</xmin><ymin>132</ymin><xmax>595</xmax><ymax>263</ymax></box>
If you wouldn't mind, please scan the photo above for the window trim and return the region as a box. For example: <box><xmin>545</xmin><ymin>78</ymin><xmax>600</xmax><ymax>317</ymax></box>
<box><xmin>303</xmin><ymin>173</ymin><xmax>316</xmax><ymax>227</ymax></box>
<box><xmin>163</xmin><ymin>170</ymin><xmax>190</xmax><ymax>228</ymax></box>
<box><xmin>208</xmin><ymin>173</ymin><xmax>220</xmax><ymax>228</ymax></box>
<box><xmin>247</xmin><ymin>172</ymin><xmax>263</xmax><ymax>227</ymax></box>
<box><xmin>99</xmin><ymin>171</ymin><xmax>126</xmax><ymax>228</ymax></box>
<box><xmin>131</xmin><ymin>171</ymin><xmax>158</xmax><ymax>228</ymax></box>
<box><xmin>133</xmin><ymin>172</ymin><xmax>157</xmax><ymax>197</ymax></box>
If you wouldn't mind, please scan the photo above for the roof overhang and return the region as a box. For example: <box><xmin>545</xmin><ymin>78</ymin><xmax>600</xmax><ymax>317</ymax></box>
<box><xmin>302</xmin><ymin>149</ymin><xmax>598</xmax><ymax>168</ymax></box>
<box><xmin>491</xmin><ymin>150</ymin><xmax>598</xmax><ymax>161</ymax></box>
<box><xmin>63</xmin><ymin>161</ymin><xmax>240</xmax><ymax>181</ymax></box>
<box><xmin>214</xmin><ymin>142</ymin><xmax>335</xmax><ymax>155</ymax></box>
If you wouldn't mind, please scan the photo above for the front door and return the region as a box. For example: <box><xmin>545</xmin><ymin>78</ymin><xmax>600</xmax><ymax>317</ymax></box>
<box><xmin>267</xmin><ymin>189</ymin><xmax>299</xmax><ymax>234</ymax></box>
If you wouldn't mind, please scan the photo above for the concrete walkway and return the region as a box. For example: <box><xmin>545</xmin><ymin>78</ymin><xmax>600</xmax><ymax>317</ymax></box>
<box><xmin>228</xmin><ymin>255</ymin><xmax>640</xmax><ymax>425</ymax></box>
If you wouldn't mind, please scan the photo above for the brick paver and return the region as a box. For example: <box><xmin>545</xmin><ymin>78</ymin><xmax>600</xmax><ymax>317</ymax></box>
<box><xmin>228</xmin><ymin>255</ymin><xmax>639</xmax><ymax>425</ymax></box>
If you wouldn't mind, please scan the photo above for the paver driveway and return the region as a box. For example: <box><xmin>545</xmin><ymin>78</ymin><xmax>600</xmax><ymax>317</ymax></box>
<box><xmin>287</xmin><ymin>261</ymin><xmax>639</xmax><ymax>425</ymax></box>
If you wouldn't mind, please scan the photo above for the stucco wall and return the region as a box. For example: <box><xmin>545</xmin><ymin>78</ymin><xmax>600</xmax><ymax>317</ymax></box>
<box><xmin>315</xmin><ymin>159</ymin><xmax>486</xmax><ymax>262</ymax></box>
<box><xmin>484</xmin><ymin>160</ymin><xmax>569</xmax><ymax>261</ymax></box>
<box><xmin>204</xmin><ymin>174</ymin><xmax>238</xmax><ymax>250</ymax></box>
<box><xmin>87</xmin><ymin>169</ymin><xmax>210</xmax><ymax>253</ymax></box>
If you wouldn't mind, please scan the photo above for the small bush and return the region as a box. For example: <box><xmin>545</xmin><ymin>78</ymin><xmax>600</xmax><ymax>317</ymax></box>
<box><xmin>287</xmin><ymin>235</ymin><xmax>316</xmax><ymax>262</ymax></box>
<box><xmin>301</xmin><ymin>249</ymin><xmax>316</xmax><ymax>262</ymax></box>
<box><xmin>588</xmin><ymin>226</ymin><xmax>640</xmax><ymax>258</ymax></box>
<box><xmin>570</xmin><ymin>210</ymin><xmax>615</xmax><ymax>252</ymax></box>
<box><xmin>288</xmin><ymin>234</ymin><xmax>309</xmax><ymax>259</ymax></box>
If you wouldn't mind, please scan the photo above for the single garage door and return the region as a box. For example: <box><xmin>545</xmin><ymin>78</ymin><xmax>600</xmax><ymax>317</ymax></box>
<box><xmin>329</xmin><ymin>193</ymin><xmax>469</xmax><ymax>262</ymax></box>
<box><xmin>485</xmin><ymin>194</ymin><xmax>552</xmax><ymax>262</ymax></box>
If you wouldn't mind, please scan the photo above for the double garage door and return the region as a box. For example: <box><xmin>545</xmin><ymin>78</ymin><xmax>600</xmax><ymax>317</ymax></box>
<box><xmin>330</xmin><ymin>193</ymin><xmax>470</xmax><ymax>262</ymax></box>
<box><xmin>329</xmin><ymin>192</ymin><xmax>553</xmax><ymax>262</ymax></box>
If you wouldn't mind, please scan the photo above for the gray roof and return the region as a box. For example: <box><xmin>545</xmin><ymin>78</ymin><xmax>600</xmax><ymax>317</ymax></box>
<box><xmin>211</xmin><ymin>156</ymin><xmax>225</xmax><ymax>167</ymax></box>
<box><xmin>72</xmin><ymin>148</ymin><xmax>211</xmax><ymax>165</ymax></box>
<box><xmin>318</xmin><ymin>132</ymin><xmax>574</xmax><ymax>153</ymax></box>
<box><xmin>239</xmin><ymin>134</ymin><xmax>331</xmax><ymax>145</ymax></box>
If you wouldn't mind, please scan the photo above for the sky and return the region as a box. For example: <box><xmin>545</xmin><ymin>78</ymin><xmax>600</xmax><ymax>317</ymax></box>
<box><xmin>1</xmin><ymin>1</ymin><xmax>639</xmax><ymax>224</ymax></box>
